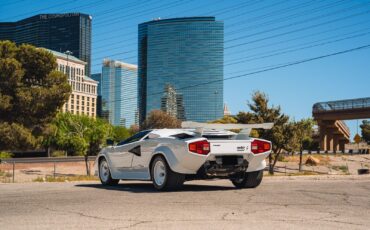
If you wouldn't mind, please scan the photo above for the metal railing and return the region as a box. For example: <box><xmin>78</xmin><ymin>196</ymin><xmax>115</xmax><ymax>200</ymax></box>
<box><xmin>313</xmin><ymin>97</ymin><xmax>370</xmax><ymax>113</ymax></box>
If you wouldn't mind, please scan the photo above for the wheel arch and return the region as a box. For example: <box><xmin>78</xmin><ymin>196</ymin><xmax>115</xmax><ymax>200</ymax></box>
<box><xmin>149</xmin><ymin>152</ymin><xmax>169</xmax><ymax>179</ymax></box>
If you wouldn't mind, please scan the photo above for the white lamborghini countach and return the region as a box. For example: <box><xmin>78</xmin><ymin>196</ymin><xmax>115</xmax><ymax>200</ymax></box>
<box><xmin>95</xmin><ymin>122</ymin><xmax>272</xmax><ymax>191</ymax></box>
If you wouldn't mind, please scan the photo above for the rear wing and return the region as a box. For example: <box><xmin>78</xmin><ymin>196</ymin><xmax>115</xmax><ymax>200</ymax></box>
<box><xmin>181</xmin><ymin>121</ymin><xmax>274</xmax><ymax>138</ymax></box>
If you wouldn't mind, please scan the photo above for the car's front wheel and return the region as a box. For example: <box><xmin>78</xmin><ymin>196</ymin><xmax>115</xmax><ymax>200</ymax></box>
<box><xmin>151</xmin><ymin>155</ymin><xmax>185</xmax><ymax>191</ymax></box>
<box><xmin>231</xmin><ymin>170</ymin><xmax>263</xmax><ymax>188</ymax></box>
<box><xmin>99</xmin><ymin>158</ymin><xmax>119</xmax><ymax>186</ymax></box>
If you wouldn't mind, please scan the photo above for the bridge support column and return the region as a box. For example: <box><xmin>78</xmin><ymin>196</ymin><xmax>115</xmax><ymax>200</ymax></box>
<box><xmin>326</xmin><ymin>132</ymin><xmax>333</xmax><ymax>153</ymax></box>
<box><xmin>319</xmin><ymin>127</ymin><xmax>327</xmax><ymax>152</ymax></box>
<box><xmin>333</xmin><ymin>135</ymin><xmax>340</xmax><ymax>153</ymax></box>
<box><xmin>339</xmin><ymin>140</ymin><xmax>346</xmax><ymax>153</ymax></box>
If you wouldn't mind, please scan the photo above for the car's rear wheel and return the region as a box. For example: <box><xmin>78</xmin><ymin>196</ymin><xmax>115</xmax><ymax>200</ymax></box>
<box><xmin>231</xmin><ymin>170</ymin><xmax>263</xmax><ymax>188</ymax></box>
<box><xmin>151</xmin><ymin>155</ymin><xmax>185</xmax><ymax>191</ymax></box>
<box><xmin>99</xmin><ymin>158</ymin><xmax>119</xmax><ymax>186</ymax></box>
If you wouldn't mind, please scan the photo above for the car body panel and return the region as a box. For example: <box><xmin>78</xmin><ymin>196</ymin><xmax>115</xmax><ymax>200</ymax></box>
<box><xmin>95</xmin><ymin>129</ymin><xmax>271</xmax><ymax>180</ymax></box>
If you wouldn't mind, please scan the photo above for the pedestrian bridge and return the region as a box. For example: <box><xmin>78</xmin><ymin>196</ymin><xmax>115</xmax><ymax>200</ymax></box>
<box><xmin>313</xmin><ymin>97</ymin><xmax>370</xmax><ymax>152</ymax></box>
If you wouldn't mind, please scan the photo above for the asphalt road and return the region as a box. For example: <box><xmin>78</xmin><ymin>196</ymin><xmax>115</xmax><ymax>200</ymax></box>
<box><xmin>0</xmin><ymin>176</ymin><xmax>369</xmax><ymax>230</ymax></box>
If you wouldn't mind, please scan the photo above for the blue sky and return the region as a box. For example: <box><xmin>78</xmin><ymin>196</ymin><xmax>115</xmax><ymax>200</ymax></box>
<box><xmin>1</xmin><ymin>0</ymin><xmax>369</xmax><ymax>139</ymax></box>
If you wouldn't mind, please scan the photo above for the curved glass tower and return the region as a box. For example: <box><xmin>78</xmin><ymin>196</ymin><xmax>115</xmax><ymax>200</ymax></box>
<box><xmin>138</xmin><ymin>17</ymin><xmax>224</xmax><ymax>123</ymax></box>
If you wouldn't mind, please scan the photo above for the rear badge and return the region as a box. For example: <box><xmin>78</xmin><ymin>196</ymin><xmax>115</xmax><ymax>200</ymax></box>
<box><xmin>237</xmin><ymin>146</ymin><xmax>246</xmax><ymax>151</ymax></box>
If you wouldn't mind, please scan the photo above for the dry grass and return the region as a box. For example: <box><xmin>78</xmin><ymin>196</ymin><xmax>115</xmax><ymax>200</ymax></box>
<box><xmin>331</xmin><ymin>165</ymin><xmax>350</xmax><ymax>174</ymax></box>
<box><xmin>0</xmin><ymin>170</ymin><xmax>12</xmax><ymax>178</ymax></box>
<box><xmin>265</xmin><ymin>171</ymin><xmax>320</xmax><ymax>177</ymax></box>
<box><xmin>33</xmin><ymin>175</ymin><xmax>98</xmax><ymax>182</ymax></box>
<box><xmin>281</xmin><ymin>155</ymin><xmax>331</xmax><ymax>165</ymax></box>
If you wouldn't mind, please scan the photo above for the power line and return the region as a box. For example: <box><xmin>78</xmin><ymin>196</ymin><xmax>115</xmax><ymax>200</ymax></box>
<box><xmin>1</xmin><ymin>0</ymin><xmax>78</xmax><ymax>21</ymax></box>
<box><xmin>91</xmin><ymin>0</ymin><xmax>365</xmax><ymax>62</ymax></box>
<box><xmin>90</xmin><ymin>0</ymin><xmax>348</xmax><ymax>57</ymax></box>
<box><xmin>91</xmin><ymin>7</ymin><xmax>370</xmax><ymax>67</ymax></box>
<box><xmin>101</xmin><ymin>44</ymin><xmax>370</xmax><ymax>104</ymax></box>
<box><xmin>95</xmin><ymin>27</ymin><xmax>370</xmax><ymax>93</ymax></box>
<box><xmin>226</xmin><ymin>1</ymin><xmax>370</xmax><ymax>43</ymax></box>
<box><xmin>226</xmin><ymin>9</ymin><xmax>370</xmax><ymax>49</ymax></box>
<box><xmin>225</xmin><ymin>19</ymin><xmax>370</xmax><ymax>57</ymax></box>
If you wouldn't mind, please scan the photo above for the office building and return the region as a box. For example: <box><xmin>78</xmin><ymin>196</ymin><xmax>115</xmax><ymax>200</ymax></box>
<box><xmin>0</xmin><ymin>13</ymin><xmax>92</xmax><ymax>76</ymax></box>
<box><xmin>46</xmin><ymin>49</ymin><xmax>98</xmax><ymax>117</ymax></box>
<box><xmin>138</xmin><ymin>17</ymin><xmax>224</xmax><ymax>123</ymax></box>
<box><xmin>91</xmin><ymin>73</ymin><xmax>103</xmax><ymax>117</ymax></box>
<box><xmin>101</xmin><ymin>59</ymin><xmax>138</xmax><ymax>127</ymax></box>
<box><xmin>161</xmin><ymin>84</ymin><xmax>185</xmax><ymax>120</ymax></box>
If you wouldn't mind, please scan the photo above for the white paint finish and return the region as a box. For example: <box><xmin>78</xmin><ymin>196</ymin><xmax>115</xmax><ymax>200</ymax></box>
<box><xmin>209</xmin><ymin>140</ymin><xmax>251</xmax><ymax>154</ymax></box>
<box><xmin>96</xmin><ymin>128</ymin><xmax>271</xmax><ymax>182</ymax></box>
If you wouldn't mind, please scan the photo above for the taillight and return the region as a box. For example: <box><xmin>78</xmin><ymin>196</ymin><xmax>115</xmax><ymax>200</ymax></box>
<box><xmin>251</xmin><ymin>139</ymin><xmax>271</xmax><ymax>154</ymax></box>
<box><xmin>188</xmin><ymin>140</ymin><xmax>210</xmax><ymax>155</ymax></box>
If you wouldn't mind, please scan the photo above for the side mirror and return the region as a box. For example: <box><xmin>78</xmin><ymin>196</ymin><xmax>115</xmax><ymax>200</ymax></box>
<box><xmin>106</xmin><ymin>139</ymin><xmax>114</xmax><ymax>146</ymax></box>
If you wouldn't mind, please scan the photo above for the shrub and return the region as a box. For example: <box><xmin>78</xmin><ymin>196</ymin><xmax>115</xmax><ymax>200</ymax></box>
<box><xmin>0</xmin><ymin>151</ymin><xmax>13</xmax><ymax>159</ymax></box>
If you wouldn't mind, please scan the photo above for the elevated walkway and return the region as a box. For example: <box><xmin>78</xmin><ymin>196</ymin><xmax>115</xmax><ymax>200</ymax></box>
<box><xmin>313</xmin><ymin>97</ymin><xmax>370</xmax><ymax>152</ymax></box>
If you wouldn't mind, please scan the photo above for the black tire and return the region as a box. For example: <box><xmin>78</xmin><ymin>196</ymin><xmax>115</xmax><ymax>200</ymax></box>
<box><xmin>231</xmin><ymin>170</ymin><xmax>264</xmax><ymax>189</ymax></box>
<box><xmin>151</xmin><ymin>155</ymin><xmax>185</xmax><ymax>191</ymax></box>
<box><xmin>99</xmin><ymin>158</ymin><xmax>119</xmax><ymax>186</ymax></box>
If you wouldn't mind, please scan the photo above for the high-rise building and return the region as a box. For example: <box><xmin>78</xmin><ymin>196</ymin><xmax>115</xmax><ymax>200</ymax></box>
<box><xmin>223</xmin><ymin>103</ymin><xmax>232</xmax><ymax>116</ymax></box>
<box><xmin>161</xmin><ymin>84</ymin><xmax>185</xmax><ymax>121</ymax></box>
<box><xmin>101</xmin><ymin>59</ymin><xmax>138</xmax><ymax>127</ymax></box>
<box><xmin>0</xmin><ymin>13</ymin><xmax>92</xmax><ymax>76</ymax></box>
<box><xmin>138</xmin><ymin>17</ymin><xmax>224</xmax><ymax>123</ymax></box>
<box><xmin>91</xmin><ymin>73</ymin><xmax>103</xmax><ymax>117</ymax></box>
<box><xmin>45</xmin><ymin>49</ymin><xmax>98</xmax><ymax>117</ymax></box>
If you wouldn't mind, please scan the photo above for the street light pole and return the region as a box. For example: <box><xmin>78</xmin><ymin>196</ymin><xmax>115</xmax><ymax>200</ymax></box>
<box><xmin>64</xmin><ymin>50</ymin><xmax>73</xmax><ymax>78</ymax></box>
<box><xmin>214</xmin><ymin>90</ymin><xmax>219</xmax><ymax>120</ymax></box>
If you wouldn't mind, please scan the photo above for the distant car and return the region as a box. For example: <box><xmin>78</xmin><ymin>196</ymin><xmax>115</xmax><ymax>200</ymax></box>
<box><xmin>94</xmin><ymin>122</ymin><xmax>273</xmax><ymax>191</ymax></box>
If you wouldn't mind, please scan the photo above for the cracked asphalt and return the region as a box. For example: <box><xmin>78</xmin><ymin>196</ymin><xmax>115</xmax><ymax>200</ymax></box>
<box><xmin>0</xmin><ymin>175</ymin><xmax>369</xmax><ymax>230</ymax></box>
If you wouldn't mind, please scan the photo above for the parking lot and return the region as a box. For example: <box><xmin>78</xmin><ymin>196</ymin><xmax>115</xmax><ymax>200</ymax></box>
<box><xmin>0</xmin><ymin>175</ymin><xmax>369</xmax><ymax>229</ymax></box>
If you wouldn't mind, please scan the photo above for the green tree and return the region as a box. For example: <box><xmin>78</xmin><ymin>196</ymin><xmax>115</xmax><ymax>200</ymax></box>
<box><xmin>288</xmin><ymin>119</ymin><xmax>314</xmax><ymax>171</ymax></box>
<box><xmin>237</xmin><ymin>91</ymin><xmax>290</xmax><ymax>174</ymax></box>
<box><xmin>50</xmin><ymin>113</ymin><xmax>112</xmax><ymax>175</ymax></box>
<box><xmin>360</xmin><ymin>120</ymin><xmax>370</xmax><ymax>144</ymax></box>
<box><xmin>112</xmin><ymin>126</ymin><xmax>131</xmax><ymax>143</ymax></box>
<box><xmin>141</xmin><ymin>110</ymin><xmax>181</xmax><ymax>130</ymax></box>
<box><xmin>211</xmin><ymin>115</ymin><xmax>238</xmax><ymax>124</ymax></box>
<box><xmin>0</xmin><ymin>41</ymin><xmax>71</xmax><ymax>150</ymax></box>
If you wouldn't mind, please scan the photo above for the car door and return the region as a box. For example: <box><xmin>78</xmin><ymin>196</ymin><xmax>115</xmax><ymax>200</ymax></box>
<box><xmin>130</xmin><ymin>138</ymin><xmax>159</xmax><ymax>179</ymax></box>
<box><xmin>109</xmin><ymin>144</ymin><xmax>134</xmax><ymax>171</ymax></box>
<box><xmin>110</xmin><ymin>130</ymin><xmax>152</xmax><ymax>173</ymax></box>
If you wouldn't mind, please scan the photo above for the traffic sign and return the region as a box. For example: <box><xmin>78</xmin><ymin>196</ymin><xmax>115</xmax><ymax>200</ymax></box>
<box><xmin>354</xmin><ymin>134</ymin><xmax>361</xmax><ymax>144</ymax></box>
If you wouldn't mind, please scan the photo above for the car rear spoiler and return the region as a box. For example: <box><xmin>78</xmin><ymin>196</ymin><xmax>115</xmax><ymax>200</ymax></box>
<box><xmin>181</xmin><ymin>121</ymin><xmax>274</xmax><ymax>138</ymax></box>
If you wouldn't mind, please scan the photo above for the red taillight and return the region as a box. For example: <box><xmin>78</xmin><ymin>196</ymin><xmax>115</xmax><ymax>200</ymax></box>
<box><xmin>251</xmin><ymin>139</ymin><xmax>271</xmax><ymax>154</ymax></box>
<box><xmin>188</xmin><ymin>140</ymin><xmax>210</xmax><ymax>155</ymax></box>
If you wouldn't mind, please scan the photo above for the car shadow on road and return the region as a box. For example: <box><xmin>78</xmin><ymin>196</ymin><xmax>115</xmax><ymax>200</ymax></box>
<box><xmin>75</xmin><ymin>182</ymin><xmax>235</xmax><ymax>193</ymax></box>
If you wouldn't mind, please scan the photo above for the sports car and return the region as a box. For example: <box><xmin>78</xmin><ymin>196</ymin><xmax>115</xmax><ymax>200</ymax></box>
<box><xmin>95</xmin><ymin>122</ymin><xmax>273</xmax><ymax>190</ymax></box>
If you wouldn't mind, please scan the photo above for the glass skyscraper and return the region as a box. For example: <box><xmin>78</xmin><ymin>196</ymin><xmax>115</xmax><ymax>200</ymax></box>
<box><xmin>101</xmin><ymin>60</ymin><xmax>138</xmax><ymax>127</ymax></box>
<box><xmin>91</xmin><ymin>73</ymin><xmax>103</xmax><ymax>117</ymax></box>
<box><xmin>138</xmin><ymin>17</ymin><xmax>224</xmax><ymax>123</ymax></box>
<box><xmin>0</xmin><ymin>13</ymin><xmax>92</xmax><ymax>76</ymax></box>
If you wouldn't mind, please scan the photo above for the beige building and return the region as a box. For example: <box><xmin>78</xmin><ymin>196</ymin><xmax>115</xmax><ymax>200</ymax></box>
<box><xmin>47</xmin><ymin>49</ymin><xmax>98</xmax><ymax>117</ymax></box>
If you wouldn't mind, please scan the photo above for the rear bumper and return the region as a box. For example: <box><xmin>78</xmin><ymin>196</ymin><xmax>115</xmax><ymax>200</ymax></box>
<box><xmin>174</xmin><ymin>151</ymin><xmax>270</xmax><ymax>175</ymax></box>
